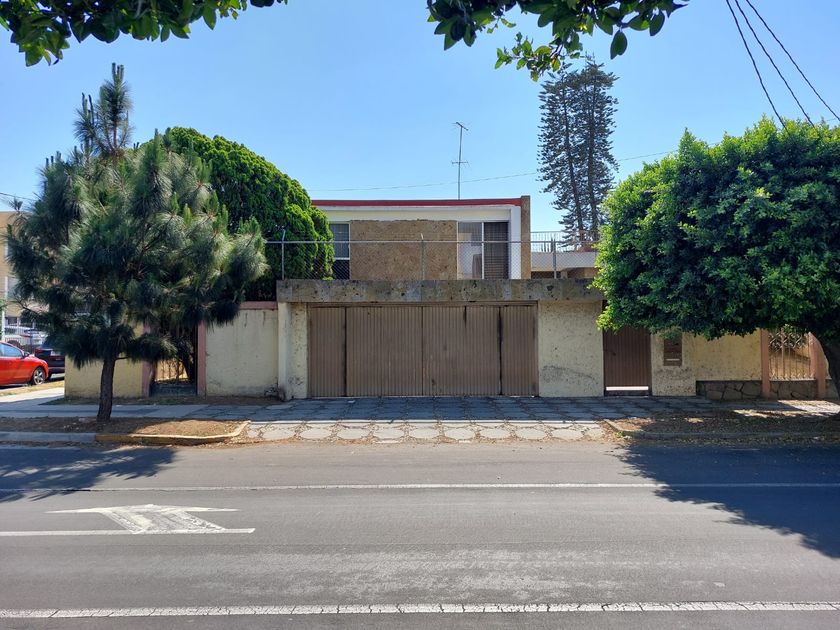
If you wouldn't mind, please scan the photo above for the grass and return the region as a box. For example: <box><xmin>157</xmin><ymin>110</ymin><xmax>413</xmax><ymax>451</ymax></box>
<box><xmin>46</xmin><ymin>394</ymin><xmax>278</xmax><ymax>406</ymax></box>
<box><xmin>0</xmin><ymin>417</ymin><xmax>243</xmax><ymax>437</ymax></box>
<box><xmin>0</xmin><ymin>380</ymin><xmax>64</xmax><ymax>397</ymax></box>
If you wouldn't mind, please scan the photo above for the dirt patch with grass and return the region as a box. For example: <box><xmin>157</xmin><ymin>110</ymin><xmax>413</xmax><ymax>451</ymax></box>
<box><xmin>603</xmin><ymin>409</ymin><xmax>840</xmax><ymax>444</ymax></box>
<box><xmin>46</xmin><ymin>394</ymin><xmax>275</xmax><ymax>406</ymax></box>
<box><xmin>0</xmin><ymin>417</ymin><xmax>243</xmax><ymax>437</ymax></box>
<box><xmin>0</xmin><ymin>382</ymin><xmax>64</xmax><ymax>397</ymax></box>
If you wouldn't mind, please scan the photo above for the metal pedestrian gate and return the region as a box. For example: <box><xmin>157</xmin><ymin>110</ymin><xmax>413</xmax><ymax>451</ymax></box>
<box><xmin>308</xmin><ymin>304</ymin><xmax>537</xmax><ymax>397</ymax></box>
<box><xmin>603</xmin><ymin>326</ymin><xmax>652</xmax><ymax>394</ymax></box>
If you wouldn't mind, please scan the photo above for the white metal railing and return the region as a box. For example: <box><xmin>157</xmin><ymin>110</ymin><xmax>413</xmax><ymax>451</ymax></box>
<box><xmin>530</xmin><ymin>231</ymin><xmax>598</xmax><ymax>253</ymax></box>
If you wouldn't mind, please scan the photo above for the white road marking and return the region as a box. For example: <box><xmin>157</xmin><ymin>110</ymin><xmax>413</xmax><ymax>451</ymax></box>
<box><xmin>0</xmin><ymin>529</ymin><xmax>255</xmax><ymax>537</ymax></box>
<box><xmin>0</xmin><ymin>602</ymin><xmax>838</xmax><ymax>618</ymax></box>
<box><xmin>2</xmin><ymin>482</ymin><xmax>840</xmax><ymax>493</ymax></box>
<box><xmin>0</xmin><ymin>504</ymin><xmax>255</xmax><ymax>537</ymax></box>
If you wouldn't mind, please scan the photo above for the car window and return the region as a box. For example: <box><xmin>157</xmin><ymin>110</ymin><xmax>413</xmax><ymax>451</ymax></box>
<box><xmin>0</xmin><ymin>343</ymin><xmax>24</xmax><ymax>358</ymax></box>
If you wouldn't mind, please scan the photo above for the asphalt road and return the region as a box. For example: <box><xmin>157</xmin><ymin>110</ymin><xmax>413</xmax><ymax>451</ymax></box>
<box><xmin>1</xmin><ymin>442</ymin><xmax>839</xmax><ymax>629</ymax></box>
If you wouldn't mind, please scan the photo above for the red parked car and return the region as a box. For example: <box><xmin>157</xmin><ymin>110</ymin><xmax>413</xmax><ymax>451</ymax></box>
<box><xmin>0</xmin><ymin>341</ymin><xmax>49</xmax><ymax>386</ymax></box>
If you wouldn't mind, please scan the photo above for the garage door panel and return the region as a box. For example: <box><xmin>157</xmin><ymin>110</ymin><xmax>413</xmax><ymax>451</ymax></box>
<box><xmin>424</xmin><ymin>306</ymin><xmax>501</xmax><ymax>396</ymax></box>
<box><xmin>346</xmin><ymin>306</ymin><xmax>423</xmax><ymax>396</ymax></box>
<box><xmin>308</xmin><ymin>307</ymin><xmax>346</xmax><ymax>397</ymax></box>
<box><xmin>309</xmin><ymin>304</ymin><xmax>537</xmax><ymax>398</ymax></box>
<box><xmin>500</xmin><ymin>305</ymin><xmax>538</xmax><ymax>396</ymax></box>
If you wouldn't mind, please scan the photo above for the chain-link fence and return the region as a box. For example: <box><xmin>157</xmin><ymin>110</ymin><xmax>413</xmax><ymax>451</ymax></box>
<box><xmin>268</xmin><ymin>240</ymin><xmax>537</xmax><ymax>281</ymax></box>
<box><xmin>268</xmin><ymin>238</ymin><xmax>598</xmax><ymax>281</ymax></box>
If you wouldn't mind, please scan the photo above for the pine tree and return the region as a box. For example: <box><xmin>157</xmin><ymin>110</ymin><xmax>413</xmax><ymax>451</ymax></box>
<box><xmin>539</xmin><ymin>60</ymin><xmax>618</xmax><ymax>246</ymax></box>
<box><xmin>6</xmin><ymin>65</ymin><xmax>267</xmax><ymax>423</ymax></box>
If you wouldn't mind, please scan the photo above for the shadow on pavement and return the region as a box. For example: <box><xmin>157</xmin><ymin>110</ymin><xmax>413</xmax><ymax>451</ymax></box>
<box><xmin>620</xmin><ymin>444</ymin><xmax>840</xmax><ymax>558</ymax></box>
<box><xmin>0</xmin><ymin>446</ymin><xmax>175</xmax><ymax>503</ymax></box>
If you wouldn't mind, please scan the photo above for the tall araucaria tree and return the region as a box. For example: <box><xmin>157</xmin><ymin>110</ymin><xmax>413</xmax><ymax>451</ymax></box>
<box><xmin>595</xmin><ymin>118</ymin><xmax>840</xmax><ymax>398</ymax></box>
<box><xmin>539</xmin><ymin>59</ymin><xmax>618</xmax><ymax>246</ymax></box>
<box><xmin>6</xmin><ymin>65</ymin><xmax>267</xmax><ymax>423</ymax></box>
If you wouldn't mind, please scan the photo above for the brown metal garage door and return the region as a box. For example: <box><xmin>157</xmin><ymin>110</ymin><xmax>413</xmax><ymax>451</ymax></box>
<box><xmin>308</xmin><ymin>304</ymin><xmax>537</xmax><ymax>397</ymax></box>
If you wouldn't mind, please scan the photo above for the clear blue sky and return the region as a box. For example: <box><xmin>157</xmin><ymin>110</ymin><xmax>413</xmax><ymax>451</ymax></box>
<box><xmin>1</xmin><ymin>0</ymin><xmax>839</xmax><ymax>230</ymax></box>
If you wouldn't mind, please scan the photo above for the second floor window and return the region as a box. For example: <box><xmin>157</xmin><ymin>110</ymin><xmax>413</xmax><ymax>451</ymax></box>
<box><xmin>329</xmin><ymin>222</ymin><xmax>350</xmax><ymax>280</ymax></box>
<box><xmin>457</xmin><ymin>221</ymin><xmax>509</xmax><ymax>279</ymax></box>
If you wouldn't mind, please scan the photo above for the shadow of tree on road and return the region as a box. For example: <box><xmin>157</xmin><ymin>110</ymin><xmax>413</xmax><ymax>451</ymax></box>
<box><xmin>619</xmin><ymin>444</ymin><xmax>840</xmax><ymax>558</ymax></box>
<box><xmin>0</xmin><ymin>446</ymin><xmax>175</xmax><ymax>503</ymax></box>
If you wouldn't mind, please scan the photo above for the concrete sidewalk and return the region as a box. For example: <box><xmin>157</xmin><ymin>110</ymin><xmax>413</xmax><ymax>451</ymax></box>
<box><xmin>1</xmin><ymin>393</ymin><xmax>838</xmax><ymax>422</ymax></box>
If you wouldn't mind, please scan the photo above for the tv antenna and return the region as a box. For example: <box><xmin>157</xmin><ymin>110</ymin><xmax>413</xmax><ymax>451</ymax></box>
<box><xmin>452</xmin><ymin>122</ymin><xmax>469</xmax><ymax>199</ymax></box>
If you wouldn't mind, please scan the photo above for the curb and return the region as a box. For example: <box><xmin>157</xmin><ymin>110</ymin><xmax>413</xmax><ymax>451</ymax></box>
<box><xmin>95</xmin><ymin>421</ymin><xmax>249</xmax><ymax>446</ymax></box>
<box><xmin>0</xmin><ymin>431</ymin><xmax>96</xmax><ymax>444</ymax></box>
<box><xmin>603</xmin><ymin>420</ymin><xmax>840</xmax><ymax>441</ymax></box>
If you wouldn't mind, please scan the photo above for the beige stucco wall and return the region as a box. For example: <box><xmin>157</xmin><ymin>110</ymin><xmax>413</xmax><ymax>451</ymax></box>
<box><xmin>205</xmin><ymin>308</ymin><xmax>279</xmax><ymax>396</ymax></box>
<box><xmin>692</xmin><ymin>332</ymin><xmax>762</xmax><ymax>380</ymax></box>
<box><xmin>65</xmin><ymin>359</ymin><xmax>145</xmax><ymax>398</ymax></box>
<box><xmin>651</xmin><ymin>332</ymin><xmax>763</xmax><ymax>395</ymax></box>
<box><xmin>349</xmin><ymin>220</ymin><xmax>457</xmax><ymax>280</ymax></box>
<box><xmin>538</xmin><ymin>300</ymin><xmax>604</xmax><ymax>397</ymax></box>
<box><xmin>650</xmin><ymin>334</ymin><xmax>696</xmax><ymax>396</ymax></box>
<box><xmin>277</xmin><ymin>302</ymin><xmax>308</xmax><ymax>399</ymax></box>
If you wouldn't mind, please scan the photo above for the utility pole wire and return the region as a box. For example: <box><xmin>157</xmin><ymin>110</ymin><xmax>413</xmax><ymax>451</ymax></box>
<box><xmin>724</xmin><ymin>0</ymin><xmax>785</xmax><ymax>128</ymax></box>
<box><xmin>452</xmin><ymin>122</ymin><xmax>469</xmax><ymax>200</ymax></box>
<box><xmin>732</xmin><ymin>0</ymin><xmax>814</xmax><ymax>127</ymax></box>
<box><xmin>742</xmin><ymin>0</ymin><xmax>840</xmax><ymax>122</ymax></box>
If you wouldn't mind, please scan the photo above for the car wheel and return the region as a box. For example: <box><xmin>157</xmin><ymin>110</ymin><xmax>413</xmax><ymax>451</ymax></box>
<box><xmin>30</xmin><ymin>367</ymin><xmax>47</xmax><ymax>386</ymax></box>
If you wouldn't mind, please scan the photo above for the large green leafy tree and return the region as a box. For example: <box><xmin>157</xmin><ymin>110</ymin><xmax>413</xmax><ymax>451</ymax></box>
<box><xmin>595</xmin><ymin>119</ymin><xmax>840</xmax><ymax>392</ymax></box>
<box><xmin>2</xmin><ymin>1</ymin><xmax>688</xmax><ymax>70</ymax></box>
<box><xmin>6</xmin><ymin>65</ymin><xmax>267</xmax><ymax>423</ymax></box>
<box><xmin>165</xmin><ymin>127</ymin><xmax>333</xmax><ymax>299</ymax></box>
<box><xmin>539</xmin><ymin>59</ymin><xmax>617</xmax><ymax>245</ymax></box>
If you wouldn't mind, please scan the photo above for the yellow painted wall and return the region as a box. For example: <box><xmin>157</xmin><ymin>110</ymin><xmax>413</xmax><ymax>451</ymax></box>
<box><xmin>206</xmin><ymin>309</ymin><xmax>279</xmax><ymax>396</ymax></box>
<box><xmin>651</xmin><ymin>332</ymin><xmax>762</xmax><ymax>395</ymax></box>
<box><xmin>64</xmin><ymin>359</ymin><xmax>145</xmax><ymax>398</ymax></box>
<box><xmin>650</xmin><ymin>334</ymin><xmax>695</xmax><ymax>396</ymax></box>
<box><xmin>538</xmin><ymin>300</ymin><xmax>604</xmax><ymax>397</ymax></box>
<box><xmin>691</xmin><ymin>332</ymin><xmax>762</xmax><ymax>380</ymax></box>
<box><xmin>277</xmin><ymin>303</ymin><xmax>308</xmax><ymax>399</ymax></box>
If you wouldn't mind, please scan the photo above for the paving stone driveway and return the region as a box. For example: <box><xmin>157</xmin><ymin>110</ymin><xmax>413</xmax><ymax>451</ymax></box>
<box><xmin>248</xmin><ymin>421</ymin><xmax>605</xmax><ymax>443</ymax></box>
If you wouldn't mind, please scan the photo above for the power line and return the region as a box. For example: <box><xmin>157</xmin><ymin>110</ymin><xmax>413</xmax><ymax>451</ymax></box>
<box><xmin>3</xmin><ymin>149</ymin><xmax>680</xmax><ymax>198</ymax></box>
<box><xmin>310</xmin><ymin>151</ymin><xmax>673</xmax><ymax>193</ymax></box>
<box><xmin>724</xmin><ymin>0</ymin><xmax>785</xmax><ymax>127</ymax></box>
<box><xmin>742</xmin><ymin>0</ymin><xmax>840</xmax><ymax>122</ymax></box>
<box><xmin>732</xmin><ymin>0</ymin><xmax>814</xmax><ymax>127</ymax></box>
<box><xmin>0</xmin><ymin>191</ymin><xmax>35</xmax><ymax>202</ymax></box>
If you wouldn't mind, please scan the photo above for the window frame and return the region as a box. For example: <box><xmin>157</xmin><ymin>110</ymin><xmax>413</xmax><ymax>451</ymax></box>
<box><xmin>457</xmin><ymin>221</ymin><xmax>510</xmax><ymax>279</ymax></box>
<box><xmin>328</xmin><ymin>222</ymin><xmax>351</xmax><ymax>280</ymax></box>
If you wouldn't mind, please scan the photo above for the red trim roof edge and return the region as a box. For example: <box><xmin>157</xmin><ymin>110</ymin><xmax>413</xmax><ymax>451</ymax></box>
<box><xmin>311</xmin><ymin>198</ymin><xmax>523</xmax><ymax>207</ymax></box>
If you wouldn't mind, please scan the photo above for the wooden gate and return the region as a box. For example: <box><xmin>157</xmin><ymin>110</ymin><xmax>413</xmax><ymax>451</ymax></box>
<box><xmin>603</xmin><ymin>326</ymin><xmax>652</xmax><ymax>394</ymax></box>
<box><xmin>307</xmin><ymin>304</ymin><xmax>537</xmax><ymax>397</ymax></box>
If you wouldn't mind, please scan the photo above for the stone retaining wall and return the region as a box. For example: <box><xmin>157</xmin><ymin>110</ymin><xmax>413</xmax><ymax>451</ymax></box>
<box><xmin>697</xmin><ymin>379</ymin><xmax>838</xmax><ymax>400</ymax></box>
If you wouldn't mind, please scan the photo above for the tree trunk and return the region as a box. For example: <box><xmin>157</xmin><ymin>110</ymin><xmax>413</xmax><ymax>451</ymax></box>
<box><xmin>560</xmin><ymin>84</ymin><xmax>585</xmax><ymax>244</ymax></box>
<box><xmin>585</xmin><ymin>76</ymin><xmax>599</xmax><ymax>243</ymax></box>
<box><xmin>813</xmin><ymin>334</ymin><xmax>840</xmax><ymax>407</ymax></box>
<box><xmin>97</xmin><ymin>354</ymin><xmax>117</xmax><ymax>425</ymax></box>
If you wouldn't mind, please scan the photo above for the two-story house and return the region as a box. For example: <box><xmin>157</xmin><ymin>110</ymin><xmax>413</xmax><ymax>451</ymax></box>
<box><xmin>65</xmin><ymin>196</ymin><xmax>831</xmax><ymax>401</ymax></box>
